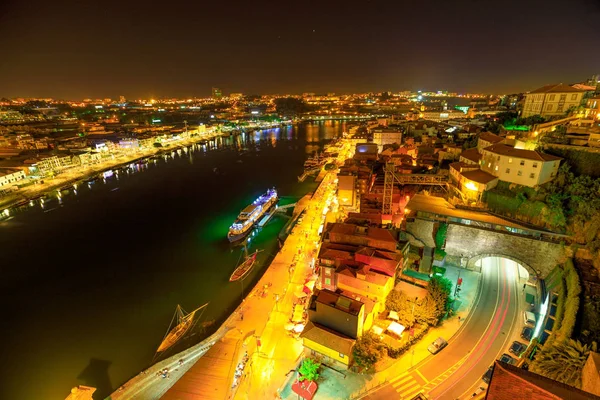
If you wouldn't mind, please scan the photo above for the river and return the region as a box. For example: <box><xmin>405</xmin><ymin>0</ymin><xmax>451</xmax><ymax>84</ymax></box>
<box><xmin>0</xmin><ymin>121</ymin><xmax>347</xmax><ymax>400</ymax></box>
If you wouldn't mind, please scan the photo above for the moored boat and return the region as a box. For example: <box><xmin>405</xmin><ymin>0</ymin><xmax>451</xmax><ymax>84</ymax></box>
<box><xmin>228</xmin><ymin>188</ymin><xmax>278</xmax><ymax>243</ymax></box>
<box><xmin>229</xmin><ymin>250</ymin><xmax>261</xmax><ymax>282</ymax></box>
<box><xmin>156</xmin><ymin>303</ymin><xmax>208</xmax><ymax>354</ymax></box>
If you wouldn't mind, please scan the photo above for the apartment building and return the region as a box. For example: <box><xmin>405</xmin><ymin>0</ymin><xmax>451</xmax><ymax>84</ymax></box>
<box><xmin>480</xmin><ymin>144</ymin><xmax>561</xmax><ymax>187</ymax></box>
<box><xmin>521</xmin><ymin>84</ymin><xmax>585</xmax><ymax>118</ymax></box>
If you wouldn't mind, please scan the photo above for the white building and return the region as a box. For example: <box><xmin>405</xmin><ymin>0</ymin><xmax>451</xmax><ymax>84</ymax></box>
<box><xmin>480</xmin><ymin>144</ymin><xmax>561</xmax><ymax>187</ymax></box>
<box><xmin>371</xmin><ymin>128</ymin><xmax>402</xmax><ymax>152</ymax></box>
<box><xmin>0</xmin><ymin>168</ymin><xmax>26</xmax><ymax>188</ymax></box>
<box><xmin>521</xmin><ymin>84</ymin><xmax>585</xmax><ymax>118</ymax></box>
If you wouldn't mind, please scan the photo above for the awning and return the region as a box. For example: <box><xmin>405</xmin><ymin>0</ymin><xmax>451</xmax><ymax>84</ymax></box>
<box><xmin>303</xmin><ymin>280</ymin><xmax>316</xmax><ymax>295</ymax></box>
<box><xmin>295</xmin><ymin>289</ymin><xmax>308</xmax><ymax>299</ymax></box>
<box><xmin>388</xmin><ymin>310</ymin><xmax>399</xmax><ymax>321</ymax></box>
<box><xmin>372</xmin><ymin>325</ymin><xmax>384</xmax><ymax>336</ymax></box>
<box><xmin>292</xmin><ymin>305</ymin><xmax>305</xmax><ymax>322</ymax></box>
<box><xmin>292</xmin><ymin>379</ymin><xmax>318</xmax><ymax>400</ymax></box>
<box><xmin>387</xmin><ymin>321</ymin><xmax>406</xmax><ymax>337</ymax></box>
<box><xmin>285</xmin><ymin>323</ymin><xmax>296</xmax><ymax>331</ymax></box>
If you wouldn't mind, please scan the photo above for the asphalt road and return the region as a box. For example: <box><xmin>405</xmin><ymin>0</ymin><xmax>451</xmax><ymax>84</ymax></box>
<box><xmin>366</xmin><ymin>257</ymin><xmax>519</xmax><ymax>400</ymax></box>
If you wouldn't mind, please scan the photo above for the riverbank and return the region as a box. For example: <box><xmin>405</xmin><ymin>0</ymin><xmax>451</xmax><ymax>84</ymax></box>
<box><xmin>0</xmin><ymin>133</ymin><xmax>224</xmax><ymax>211</ymax></box>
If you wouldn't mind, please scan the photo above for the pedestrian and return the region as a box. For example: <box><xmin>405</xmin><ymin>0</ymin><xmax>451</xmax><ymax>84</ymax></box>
<box><xmin>458</xmin><ymin>315</ymin><xmax>461</xmax><ymax>323</ymax></box>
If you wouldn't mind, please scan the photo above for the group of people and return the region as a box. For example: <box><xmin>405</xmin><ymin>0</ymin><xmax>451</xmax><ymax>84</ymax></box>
<box><xmin>231</xmin><ymin>352</ymin><xmax>250</xmax><ymax>389</ymax></box>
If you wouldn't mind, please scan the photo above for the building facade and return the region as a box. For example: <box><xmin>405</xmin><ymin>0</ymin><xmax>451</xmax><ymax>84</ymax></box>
<box><xmin>480</xmin><ymin>144</ymin><xmax>561</xmax><ymax>187</ymax></box>
<box><xmin>522</xmin><ymin>84</ymin><xmax>585</xmax><ymax>118</ymax></box>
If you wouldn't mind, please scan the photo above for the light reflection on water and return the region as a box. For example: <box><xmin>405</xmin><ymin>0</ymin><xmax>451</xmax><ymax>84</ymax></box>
<box><xmin>0</xmin><ymin>121</ymin><xmax>346</xmax><ymax>400</ymax></box>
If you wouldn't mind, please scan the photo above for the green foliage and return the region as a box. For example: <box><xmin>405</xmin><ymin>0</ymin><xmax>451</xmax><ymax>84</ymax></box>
<box><xmin>554</xmin><ymin>259</ymin><xmax>581</xmax><ymax>342</ymax></box>
<box><xmin>516</xmin><ymin>114</ymin><xmax>546</xmax><ymax>126</ymax></box>
<box><xmin>352</xmin><ymin>333</ymin><xmax>386</xmax><ymax>370</ymax></box>
<box><xmin>553</xmin><ymin>277</ymin><xmax>567</xmax><ymax>333</ymax></box>
<box><xmin>298</xmin><ymin>358</ymin><xmax>320</xmax><ymax>382</ymax></box>
<box><xmin>385</xmin><ymin>290</ymin><xmax>416</xmax><ymax>327</ymax></box>
<box><xmin>434</xmin><ymin>223</ymin><xmax>448</xmax><ymax>249</ymax></box>
<box><xmin>386</xmin><ymin>325</ymin><xmax>429</xmax><ymax>358</ymax></box>
<box><xmin>545</xmin><ymin>147</ymin><xmax>600</xmax><ymax>178</ymax></box>
<box><xmin>427</xmin><ymin>276</ymin><xmax>453</xmax><ymax>324</ymax></box>
<box><xmin>530</xmin><ymin>339</ymin><xmax>597</xmax><ymax>388</ymax></box>
<box><xmin>580</xmin><ymin>294</ymin><xmax>600</xmax><ymax>346</ymax></box>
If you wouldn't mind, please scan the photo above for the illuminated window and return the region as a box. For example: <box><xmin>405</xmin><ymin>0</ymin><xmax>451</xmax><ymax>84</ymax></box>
<box><xmin>488</xmin><ymin>163</ymin><xmax>491</xmax><ymax>168</ymax></box>
<box><xmin>508</xmin><ymin>158</ymin><xmax>513</xmax><ymax>163</ymax></box>
<box><xmin>325</xmin><ymin>278</ymin><xmax>331</xmax><ymax>285</ymax></box>
<box><xmin>506</xmin><ymin>168</ymin><xmax>510</xmax><ymax>173</ymax></box>
<box><xmin>339</xmin><ymin>353</ymin><xmax>345</xmax><ymax>358</ymax></box>
<box><xmin>518</xmin><ymin>171</ymin><xmax>522</xmax><ymax>176</ymax></box>
<box><xmin>495</xmin><ymin>166</ymin><xmax>498</xmax><ymax>171</ymax></box>
<box><xmin>520</xmin><ymin>160</ymin><xmax>525</xmax><ymax>166</ymax></box>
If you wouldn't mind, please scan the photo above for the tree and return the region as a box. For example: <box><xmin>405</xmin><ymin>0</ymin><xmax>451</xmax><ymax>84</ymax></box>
<box><xmin>414</xmin><ymin>294</ymin><xmax>440</xmax><ymax>326</ymax></box>
<box><xmin>530</xmin><ymin>339</ymin><xmax>597</xmax><ymax>388</ymax></box>
<box><xmin>298</xmin><ymin>358</ymin><xmax>320</xmax><ymax>382</ymax></box>
<box><xmin>352</xmin><ymin>332</ymin><xmax>386</xmax><ymax>370</ymax></box>
<box><xmin>427</xmin><ymin>276</ymin><xmax>453</xmax><ymax>324</ymax></box>
<box><xmin>385</xmin><ymin>290</ymin><xmax>416</xmax><ymax>327</ymax></box>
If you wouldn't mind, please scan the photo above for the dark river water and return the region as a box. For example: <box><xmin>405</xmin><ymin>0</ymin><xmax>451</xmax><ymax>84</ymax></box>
<box><xmin>0</xmin><ymin>121</ymin><xmax>347</xmax><ymax>400</ymax></box>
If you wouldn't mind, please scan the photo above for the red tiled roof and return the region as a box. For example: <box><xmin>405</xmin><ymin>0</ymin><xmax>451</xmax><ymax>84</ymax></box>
<box><xmin>528</xmin><ymin>83</ymin><xmax>585</xmax><ymax>94</ymax></box>
<box><xmin>461</xmin><ymin>169</ymin><xmax>498</xmax><ymax>184</ymax></box>
<box><xmin>449</xmin><ymin>161</ymin><xmax>480</xmax><ymax>173</ymax></box>
<box><xmin>487</xmin><ymin>361</ymin><xmax>600</xmax><ymax>400</ymax></box>
<box><xmin>483</xmin><ymin>144</ymin><xmax>562</xmax><ymax>162</ymax></box>
<box><xmin>479</xmin><ymin>131</ymin><xmax>504</xmax><ymax>144</ymax></box>
<box><xmin>460</xmin><ymin>147</ymin><xmax>482</xmax><ymax>163</ymax></box>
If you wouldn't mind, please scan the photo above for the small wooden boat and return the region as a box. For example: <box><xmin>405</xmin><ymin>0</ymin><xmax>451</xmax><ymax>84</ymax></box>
<box><xmin>229</xmin><ymin>250</ymin><xmax>260</xmax><ymax>282</ymax></box>
<box><xmin>156</xmin><ymin>303</ymin><xmax>208</xmax><ymax>353</ymax></box>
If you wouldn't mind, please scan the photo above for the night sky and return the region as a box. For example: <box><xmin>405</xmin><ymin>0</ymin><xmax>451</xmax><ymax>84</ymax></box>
<box><xmin>1</xmin><ymin>0</ymin><xmax>599</xmax><ymax>99</ymax></box>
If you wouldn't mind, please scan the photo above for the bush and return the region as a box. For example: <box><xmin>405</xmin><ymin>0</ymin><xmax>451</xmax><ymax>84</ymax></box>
<box><xmin>386</xmin><ymin>325</ymin><xmax>429</xmax><ymax>359</ymax></box>
<box><xmin>352</xmin><ymin>333</ymin><xmax>386</xmax><ymax>370</ymax></box>
<box><xmin>385</xmin><ymin>290</ymin><xmax>416</xmax><ymax>327</ymax></box>
<box><xmin>553</xmin><ymin>259</ymin><xmax>581</xmax><ymax>342</ymax></box>
<box><xmin>435</xmin><ymin>223</ymin><xmax>448</xmax><ymax>249</ymax></box>
<box><xmin>298</xmin><ymin>358</ymin><xmax>320</xmax><ymax>382</ymax></box>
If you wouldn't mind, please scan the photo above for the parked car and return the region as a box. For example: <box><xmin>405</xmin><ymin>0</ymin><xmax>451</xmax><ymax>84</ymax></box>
<box><xmin>427</xmin><ymin>337</ymin><xmax>448</xmax><ymax>354</ymax></box>
<box><xmin>500</xmin><ymin>353</ymin><xmax>516</xmax><ymax>365</ymax></box>
<box><xmin>521</xmin><ymin>326</ymin><xmax>533</xmax><ymax>341</ymax></box>
<box><xmin>509</xmin><ymin>341</ymin><xmax>528</xmax><ymax>357</ymax></box>
<box><xmin>482</xmin><ymin>365</ymin><xmax>494</xmax><ymax>383</ymax></box>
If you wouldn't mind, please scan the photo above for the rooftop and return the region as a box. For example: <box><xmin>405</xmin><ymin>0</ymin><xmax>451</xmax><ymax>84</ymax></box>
<box><xmin>479</xmin><ymin>131</ymin><xmax>504</xmax><ymax>144</ymax></box>
<box><xmin>461</xmin><ymin>168</ymin><xmax>498</xmax><ymax>184</ymax></box>
<box><xmin>405</xmin><ymin>193</ymin><xmax>527</xmax><ymax>229</ymax></box>
<box><xmin>487</xmin><ymin>361</ymin><xmax>600</xmax><ymax>400</ymax></box>
<box><xmin>483</xmin><ymin>143</ymin><xmax>562</xmax><ymax>162</ymax></box>
<box><xmin>460</xmin><ymin>147</ymin><xmax>482</xmax><ymax>163</ymax></box>
<box><xmin>528</xmin><ymin>83</ymin><xmax>586</xmax><ymax>94</ymax></box>
<box><xmin>300</xmin><ymin>321</ymin><xmax>355</xmax><ymax>355</ymax></box>
<box><xmin>315</xmin><ymin>289</ymin><xmax>364</xmax><ymax>316</ymax></box>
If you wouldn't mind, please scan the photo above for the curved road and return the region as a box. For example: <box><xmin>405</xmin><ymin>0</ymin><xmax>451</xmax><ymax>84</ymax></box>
<box><xmin>366</xmin><ymin>257</ymin><xmax>519</xmax><ymax>400</ymax></box>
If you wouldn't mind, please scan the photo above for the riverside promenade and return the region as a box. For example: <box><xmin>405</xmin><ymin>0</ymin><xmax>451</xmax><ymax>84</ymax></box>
<box><xmin>160</xmin><ymin>172</ymin><xmax>339</xmax><ymax>400</ymax></box>
<box><xmin>102</xmin><ymin>141</ymin><xmax>350</xmax><ymax>400</ymax></box>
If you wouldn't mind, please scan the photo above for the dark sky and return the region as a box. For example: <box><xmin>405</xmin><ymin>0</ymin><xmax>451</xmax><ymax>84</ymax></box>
<box><xmin>0</xmin><ymin>0</ymin><xmax>599</xmax><ymax>99</ymax></box>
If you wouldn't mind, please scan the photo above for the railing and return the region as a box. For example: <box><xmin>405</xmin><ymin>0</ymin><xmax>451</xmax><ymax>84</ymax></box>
<box><xmin>394</xmin><ymin>174</ymin><xmax>448</xmax><ymax>185</ymax></box>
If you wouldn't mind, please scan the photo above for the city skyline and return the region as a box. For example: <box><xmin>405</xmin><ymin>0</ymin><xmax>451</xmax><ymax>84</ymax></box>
<box><xmin>1</xmin><ymin>0</ymin><xmax>599</xmax><ymax>98</ymax></box>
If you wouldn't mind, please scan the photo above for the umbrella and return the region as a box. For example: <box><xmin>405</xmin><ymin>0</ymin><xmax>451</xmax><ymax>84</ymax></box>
<box><xmin>293</xmin><ymin>324</ymin><xmax>305</xmax><ymax>333</ymax></box>
<box><xmin>285</xmin><ymin>323</ymin><xmax>296</xmax><ymax>331</ymax></box>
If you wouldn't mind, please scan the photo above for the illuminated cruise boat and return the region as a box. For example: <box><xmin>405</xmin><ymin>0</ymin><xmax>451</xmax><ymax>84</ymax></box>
<box><xmin>228</xmin><ymin>189</ymin><xmax>278</xmax><ymax>243</ymax></box>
